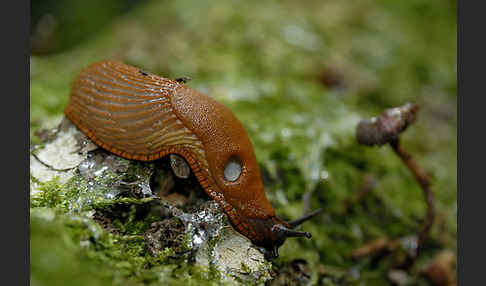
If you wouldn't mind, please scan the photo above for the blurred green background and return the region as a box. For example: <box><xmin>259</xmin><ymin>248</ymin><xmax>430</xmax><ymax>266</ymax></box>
<box><xmin>30</xmin><ymin>0</ymin><xmax>456</xmax><ymax>285</ymax></box>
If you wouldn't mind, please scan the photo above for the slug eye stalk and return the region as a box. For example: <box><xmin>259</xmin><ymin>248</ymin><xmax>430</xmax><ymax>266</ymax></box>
<box><xmin>288</xmin><ymin>208</ymin><xmax>324</xmax><ymax>228</ymax></box>
<box><xmin>272</xmin><ymin>224</ymin><xmax>312</xmax><ymax>239</ymax></box>
<box><xmin>267</xmin><ymin>208</ymin><xmax>324</xmax><ymax>258</ymax></box>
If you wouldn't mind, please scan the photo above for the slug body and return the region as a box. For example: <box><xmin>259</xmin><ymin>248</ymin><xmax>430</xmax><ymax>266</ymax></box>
<box><xmin>65</xmin><ymin>60</ymin><xmax>318</xmax><ymax>256</ymax></box>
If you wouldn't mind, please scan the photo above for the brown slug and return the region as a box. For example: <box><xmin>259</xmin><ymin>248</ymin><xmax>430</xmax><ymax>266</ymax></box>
<box><xmin>64</xmin><ymin>60</ymin><xmax>321</xmax><ymax>257</ymax></box>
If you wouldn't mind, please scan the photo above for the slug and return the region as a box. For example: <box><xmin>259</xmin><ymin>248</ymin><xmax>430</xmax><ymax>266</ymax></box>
<box><xmin>65</xmin><ymin>60</ymin><xmax>321</xmax><ymax>257</ymax></box>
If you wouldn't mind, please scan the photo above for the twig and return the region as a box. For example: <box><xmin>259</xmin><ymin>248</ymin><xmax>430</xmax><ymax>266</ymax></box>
<box><xmin>390</xmin><ymin>139</ymin><xmax>435</xmax><ymax>260</ymax></box>
<box><xmin>355</xmin><ymin>102</ymin><xmax>435</xmax><ymax>267</ymax></box>
<box><xmin>31</xmin><ymin>151</ymin><xmax>76</xmax><ymax>172</ymax></box>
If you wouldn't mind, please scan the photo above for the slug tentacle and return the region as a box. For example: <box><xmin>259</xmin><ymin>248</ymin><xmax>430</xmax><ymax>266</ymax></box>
<box><xmin>65</xmin><ymin>60</ymin><xmax>320</xmax><ymax>256</ymax></box>
<box><xmin>288</xmin><ymin>208</ymin><xmax>324</xmax><ymax>228</ymax></box>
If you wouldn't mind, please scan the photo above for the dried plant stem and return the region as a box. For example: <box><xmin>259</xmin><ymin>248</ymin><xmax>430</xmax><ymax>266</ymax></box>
<box><xmin>354</xmin><ymin>103</ymin><xmax>436</xmax><ymax>268</ymax></box>
<box><xmin>31</xmin><ymin>152</ymin><xmax>75</xmax><ymax>172</ymax></box>
<box><xmin>390</xmin><ymin>139</ymin><xmax>435</xmax><ymax>260</ymax></box>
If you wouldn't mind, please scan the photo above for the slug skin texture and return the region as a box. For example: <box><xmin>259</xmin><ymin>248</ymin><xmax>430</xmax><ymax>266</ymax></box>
<box><xmin>65</xmin><ymin>60</ymin><xmax>315</xmax><ymax>256</ymax></box>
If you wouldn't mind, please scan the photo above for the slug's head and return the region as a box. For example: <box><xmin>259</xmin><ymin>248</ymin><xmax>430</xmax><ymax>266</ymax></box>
<box><xmin>171</xmin><ymin>85</ymin><xmax>322</xmax><ymax>256</ymax></box>
<box><xmin>243</xmin><ymin>209</ymin><xmax>323</xmax><ymax>258</ymax></box>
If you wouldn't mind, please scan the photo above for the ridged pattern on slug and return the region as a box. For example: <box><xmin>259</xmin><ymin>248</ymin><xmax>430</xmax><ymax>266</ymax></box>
<box><xmin>65</xmin><ymin>61</ymin><xmax>206</xmax><ymax>164</ymax></box>
<box><xmin>65</xmin><ymin>60</ymin><xmax>276</xmax><ymax>242</ymax></box>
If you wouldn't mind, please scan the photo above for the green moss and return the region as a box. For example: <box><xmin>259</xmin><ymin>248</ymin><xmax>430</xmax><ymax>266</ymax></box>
<box><xmin>31</xmin><ymin>209</ymin><xmax>113</xmax><ymax>286</ymax></box>
<box><xmin>203</xmin><ymin>233</ymin><xmax>222</xmax><ymax>277</ymax></box>
<box><xmin>31</xmin><ymin>171</ymin><xmax>234</xmax><ymax>285</ymax></box>
<box><xmin>100</xmin><ymin>203</ymin><xmax>158</xmax><ymax>235</ymax></box>
<box><xmin>229</xmin><ymin>258</ymin><xmax>273</xmax><ymax>286</ymax></box>
<box><xmin>31</xmin><ymin>207</ymin><xmax>228</xmax><ymax>286</ymax></box>
<box><xmin>31</xmin><ymin>176</ymin><xmax>64</xmax><ymax>208</ymax></box>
